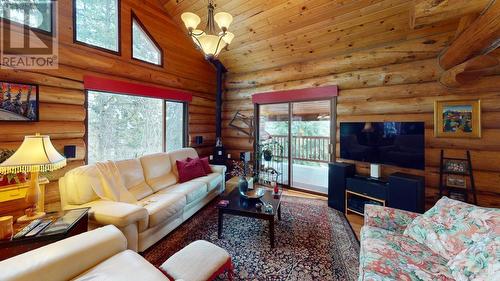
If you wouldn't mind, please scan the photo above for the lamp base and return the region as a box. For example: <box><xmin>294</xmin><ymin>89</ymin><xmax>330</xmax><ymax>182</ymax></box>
<box><xmin>16</xmin><ymin>212</ymin><xmax>46</xmax><ymax>223</ymax></box>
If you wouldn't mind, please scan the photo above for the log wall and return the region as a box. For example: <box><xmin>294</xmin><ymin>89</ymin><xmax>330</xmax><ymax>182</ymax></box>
<box><xmin>0</xmin><ymin>0</ymin><xmax>216</xmax><ymax>217</ymax></box>
<box><xmin>223</xmin><ymin>29</ymin><xmax>500</xmax><ymax>208</ymax></box>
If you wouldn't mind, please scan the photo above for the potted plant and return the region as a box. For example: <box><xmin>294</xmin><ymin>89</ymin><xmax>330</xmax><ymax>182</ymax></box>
<box><xmin>0</xmin><ymin>149</ymin><xmax>28</xmax><ymax>187</ymax></box>
<box><xmin>263</xmin><ymin>148</ymin><xmax>273</xmax><ymax>161</ymax></box>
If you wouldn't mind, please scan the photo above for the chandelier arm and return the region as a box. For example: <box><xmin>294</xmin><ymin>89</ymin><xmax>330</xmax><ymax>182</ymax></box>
<box><xmin>191</xmin><ymin>31</ymin><xmax>205</xmax><ymax>36</ymax></box>
<box><xmin>191</xmin><ymin>35</ymin><xmax>203</xmax><ymax>50</ymax></box>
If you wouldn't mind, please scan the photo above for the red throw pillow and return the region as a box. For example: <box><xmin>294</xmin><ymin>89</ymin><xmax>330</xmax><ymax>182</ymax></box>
<box><xmin>187</xmin><ymin>157</ymin><xmax>212</xmax><ymax>174</ymax></box>
<box><xmin>176</xmin><ymin>159</ymin><xmax>206</xmax><ymax>183</ymax></box>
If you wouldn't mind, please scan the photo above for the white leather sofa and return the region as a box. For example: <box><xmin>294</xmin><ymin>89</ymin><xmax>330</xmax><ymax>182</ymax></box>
<box><xmin>0</xmin><ymin>225</ymin><xmax>169</xmax><ymax>281</ymax></box>
<box><xmin>59</xmin><ymin>148</ymin><xmax>226</xmax><ymax>252</ymax></box>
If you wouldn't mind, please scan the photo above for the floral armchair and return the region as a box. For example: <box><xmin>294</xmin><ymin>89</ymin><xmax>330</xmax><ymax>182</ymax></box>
<box><xmin>358</xmin><ymin>198</ymin><xmax>499</xmax><ymax>281</ymax></box>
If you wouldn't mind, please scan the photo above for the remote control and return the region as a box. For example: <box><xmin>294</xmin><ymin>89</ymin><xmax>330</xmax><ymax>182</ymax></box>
<box><xmin>25</xmin><ymin>220</ymin><xmax>52</xmax><ymax>237</ymax></box>
<box><xmin>13</xmin><ymin>219</ymin><xmax>42</xmax><ymax>239</ymax></box>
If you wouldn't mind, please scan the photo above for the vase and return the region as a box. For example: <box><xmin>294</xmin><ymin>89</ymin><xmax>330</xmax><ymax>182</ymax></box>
<box><xmin>238</xmin><ymin>176</ymin><xmax>248</xmax><ymax>196</ymax></box>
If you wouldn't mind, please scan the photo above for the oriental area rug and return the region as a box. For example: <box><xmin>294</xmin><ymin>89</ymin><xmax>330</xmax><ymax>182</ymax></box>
<box><xmin>143</xmin><ymin>195</ymin><xmax>360</xmax><ymax>281</ymax></box>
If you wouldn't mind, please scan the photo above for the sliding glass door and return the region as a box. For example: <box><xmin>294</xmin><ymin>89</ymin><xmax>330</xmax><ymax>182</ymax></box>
<box><xmin>257</xmin><ymin>99</ymin><xmax>334</xmax><ymax>193</ymax></box>
<box><xmin>291</xmin><ymin>100</ymin><xmax>332</xmax><ymax>193</ymax></box>
<box><xmin>258</xmin><ymin>103</ymin><xmax>289</xmax><ymax>185</ymax></box>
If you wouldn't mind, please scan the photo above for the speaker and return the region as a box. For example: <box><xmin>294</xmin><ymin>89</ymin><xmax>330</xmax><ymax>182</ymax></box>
<box><xmin>328</xmin><ymin>162</ymin><xmax>355</xmax><ymax>212</ymax></box>
<box><xmin>388</xmin><ymin>172</ymin><xmax>425</xmax><ymax>213</ymax></box>
<box><xmin>194</xmin><ymin>136</ymin><xmax>203</xmax><ymax>145</ymax></box>
<box><xmin>64</xmin><ymin>145</ymin><xmax>76</xmax><ymax>159</ymax></box>
<box><xmin>213</xmin><ymin>146</ymin><xmax>226</xmax><ymax>165</ymax></box>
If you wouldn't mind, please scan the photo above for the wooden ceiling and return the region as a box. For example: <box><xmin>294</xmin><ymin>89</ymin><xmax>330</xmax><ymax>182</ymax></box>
<box><xmin>160</xmin><ymin>0</ymin><xmax>484</xmax><ymax>74</ymax></box>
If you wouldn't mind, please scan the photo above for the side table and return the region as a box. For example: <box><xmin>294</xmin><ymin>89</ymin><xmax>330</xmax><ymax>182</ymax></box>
<box><xmin>0</xmin><ymin>207</ymin><xmax>89</xmax><ymax>261</ymax></box>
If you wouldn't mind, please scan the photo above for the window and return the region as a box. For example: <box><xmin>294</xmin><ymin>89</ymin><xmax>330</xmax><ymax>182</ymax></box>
<box><xmin>74</xmin><ymin>0</ymin><xmax>120</xmax><ymax>53</ymax></box>
<box><xmin>87</xmin><ymin>91</ymin><xmax>186</xmax><ymax>163</ymax></box>
<box><xmin>132</xmin><ymin>13</ymin><xmax>162</xmax><ymax>66</ymax></box>
<box><xmin>165</xmin><ymin>101</ymin><xmax>185</xmax><ymax>152</ymax></box>
<box><xmin>0</xmin><ymin>0</ymin><xmax>54</xmax><ymax>34</ymax></box>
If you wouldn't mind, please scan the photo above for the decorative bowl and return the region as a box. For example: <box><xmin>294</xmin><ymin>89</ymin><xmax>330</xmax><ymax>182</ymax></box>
<box><xmin>240</xmin><ymin>187</ymin><xmax>265</xmax><ymax>199</ymax></box>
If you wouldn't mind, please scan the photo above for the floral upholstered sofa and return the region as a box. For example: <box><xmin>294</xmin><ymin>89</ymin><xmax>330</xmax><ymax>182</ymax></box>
<box><xmin>358</xmin><ymin>197</ymin><xmax>499</xmax><ymax>281</ymax></box>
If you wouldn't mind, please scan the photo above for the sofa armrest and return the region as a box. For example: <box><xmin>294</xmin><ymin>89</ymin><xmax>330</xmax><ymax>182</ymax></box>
<box><xmin>364</xmin><ymin>204</ymin><xmax>420</xmax><ymax>234</ymax></box>
<box><xmin>84</xmin><ymin>200</ymin><xmax>149</xmax><ymax>231</ymax></box>
<box><xmin>0</xmin><ymin>225</ymin><xmax>126</xmax><ymax>281</ymax></box>
<box><xmin>210</xmin><ymin>164</ymin><xmax>227</xmax><ymax>175</ymax></box>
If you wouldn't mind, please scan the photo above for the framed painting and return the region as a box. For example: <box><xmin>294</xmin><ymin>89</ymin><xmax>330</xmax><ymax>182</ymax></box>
<box><xmin>0</xmin><ymin>82</ymin><xmax>39</xmax><ymax>122</ymax></box>
<box><xmin>434</xmin><ymin>100</ymin><xmax>481</xmax><ymax>138</ymax></box>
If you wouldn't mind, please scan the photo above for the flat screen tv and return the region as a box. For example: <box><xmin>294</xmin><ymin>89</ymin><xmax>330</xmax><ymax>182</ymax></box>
<box><xmin>340</xmin><ymin>122</ymin><xmax>425</xmax><ymax>170</ymax></box>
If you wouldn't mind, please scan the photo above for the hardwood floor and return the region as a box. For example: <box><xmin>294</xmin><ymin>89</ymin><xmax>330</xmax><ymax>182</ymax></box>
<box><xmin>283</xmin><ymin>188</ymin><xmax>362</xmax><ymax>239</ymax></box>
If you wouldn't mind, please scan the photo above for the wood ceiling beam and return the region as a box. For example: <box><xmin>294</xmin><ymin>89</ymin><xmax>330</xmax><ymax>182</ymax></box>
<box><xmin>226</xmin><ymin>33</ymin><xmax>453</xmax><ymax>89</ymax></box>
<box><xmin>439</xmin><ymin>0</ymin><xmax>500</xmax><ymax>70</ymax></box>
<box><xmin>410</xmin><ymin>0</ymin><xmax>491</xmax><ymax>29</ymax></box>
<box><xmin>440</xmin><ymin>55</ymin><xmax>500</xmax><ymax>87</ymax></box>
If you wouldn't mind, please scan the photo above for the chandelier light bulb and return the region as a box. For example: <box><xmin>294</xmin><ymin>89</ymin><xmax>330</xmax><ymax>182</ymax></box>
<box><xmin>221</xmin><ymin>31</ymin><xmax>234</xmax><ymax>45</ymax></box>
<box><xmin>214</xmin><ymin>12</ymin><xmax>233</xmax><ymax>31</ymax></box>
<box><xmin>181</xmin><ymin>12</ymin><xmax>201</xmax><ymax>30</ymax></box>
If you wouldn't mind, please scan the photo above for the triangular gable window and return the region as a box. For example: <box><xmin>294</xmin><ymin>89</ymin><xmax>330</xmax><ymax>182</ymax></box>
<box><xmin>132</xmin><ymin>12</ymin><xmax>163</xmax><ymax>66</ymax></box>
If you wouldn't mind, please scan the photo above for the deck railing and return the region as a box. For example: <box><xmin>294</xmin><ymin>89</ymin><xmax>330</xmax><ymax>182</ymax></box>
<box><xmin>268</xmin><ymin>135</ymin><xmax>330</xmax><ymax>163</ymax></box>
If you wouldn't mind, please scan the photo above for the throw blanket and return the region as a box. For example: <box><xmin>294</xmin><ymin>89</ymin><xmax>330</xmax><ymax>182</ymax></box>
<box><xmin>93</xmin><ymin>161</ymin><xmax>137</xmax><ymax>204</ymax></box>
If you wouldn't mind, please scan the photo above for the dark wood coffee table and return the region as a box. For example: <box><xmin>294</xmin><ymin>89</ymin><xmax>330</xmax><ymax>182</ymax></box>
<box><xmin>217</xmin><ymin>187</ymin><xmax>282</xmax><ymax>248</ymax></box>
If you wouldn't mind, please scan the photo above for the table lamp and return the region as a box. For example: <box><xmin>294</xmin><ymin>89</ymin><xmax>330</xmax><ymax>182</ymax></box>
<box><xmin>0</xmin><ymin>134</ymin><xmax>66</xmax><ymax>222</ymax></box>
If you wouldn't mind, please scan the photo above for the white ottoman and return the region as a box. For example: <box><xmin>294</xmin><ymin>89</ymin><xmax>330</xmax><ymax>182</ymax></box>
<box><xmin>160</xmin><ymin>240</ymin><xmax>233</xmax><ymax>281</ymax></box>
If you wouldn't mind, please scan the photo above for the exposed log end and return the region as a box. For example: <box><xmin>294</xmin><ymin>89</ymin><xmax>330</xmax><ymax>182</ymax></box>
<box><xmin>440</xmin><ymin>55</ymin><xmax>500</xmax><ymax>88</ymax></box>
<box><xmin>439</xmin><ymin>1</ymin><xmax>500</xmax><ymax>70</ymax></box>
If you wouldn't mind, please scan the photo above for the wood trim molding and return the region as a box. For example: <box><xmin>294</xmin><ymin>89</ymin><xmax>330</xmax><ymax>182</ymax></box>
<box><xmin>252</xmin><ymin>85</ymin><xmax>338</xmax><ymax>104</ymax></box>
<box><xmin>83</xmin><ymin>75</ymin><xmax>193</xmax><ymax>101</ymax></box>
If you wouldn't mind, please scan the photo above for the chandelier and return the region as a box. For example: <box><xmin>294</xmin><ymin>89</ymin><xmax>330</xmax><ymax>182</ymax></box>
<box><xmin>181</xmin><ymin>0</ymin><xmax>234</xmax><ymax>59</ymax></box>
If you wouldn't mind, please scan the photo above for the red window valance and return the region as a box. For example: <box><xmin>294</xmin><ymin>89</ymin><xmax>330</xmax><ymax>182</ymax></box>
<box><xmin>83</xmin><ymin>75</ymin><xmax>193</xmax><ymax>102</ymax></box>
<box><xmin>252</xmin><ymin>85</ymin><xmax>338</xmax><ymax>104</ymax></box>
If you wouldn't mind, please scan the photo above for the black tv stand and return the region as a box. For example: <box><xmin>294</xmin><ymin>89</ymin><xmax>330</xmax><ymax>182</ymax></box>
<box><xmin>328</xmin><ymin>162</ymin><xmax>425</xmax><ymax>215</ymax></box>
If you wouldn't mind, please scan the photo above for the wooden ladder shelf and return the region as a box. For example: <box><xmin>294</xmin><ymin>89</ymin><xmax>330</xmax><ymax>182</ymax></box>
<box><xmin>438</xmin><ymin>150</ymin><xmax>477</xmax><ymax>205</ymax></box>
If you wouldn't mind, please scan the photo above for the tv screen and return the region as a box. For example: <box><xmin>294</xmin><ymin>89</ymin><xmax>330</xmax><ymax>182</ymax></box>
<box><xmin>340</xmin><ymin>122</ymin><xmax>425</xmax><ymax>170</ymax></box>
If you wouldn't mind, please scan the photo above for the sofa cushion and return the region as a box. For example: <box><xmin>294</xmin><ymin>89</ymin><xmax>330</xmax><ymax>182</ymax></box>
<box><xmin>115</xmin><ymin>159</ymin><xmax>154</xmax><ymax>201</ymax></box>
<box><xmin>73</xmin><ymin>250</ymin><xmax>168</xmax><ymax>281</ymax></box>
<box><xmin>447</xmin><ymin>234</ymin><xmax>500</xmax><ymax>281</ymax></box>
<box><xmin>404</xmin><ymin>197</ymin><xmax>500</xmax><ymax>259</ymax></box>
<box><xmin>140</xmin><ymin>153</ymin><xmax>177</xmax><ymax>192</ymax></box>
<box><xmin>176</xmin><ymin>159</ymin><xmax>207</xmax><ymax>183</ymax></box>
<box><xmin>138</xmin><ymin>193</ymin><xmax>186</xmax><ymax>228</ymax></box>
<box><xmin>159</xmin><ymin>181</ymin><xmax>207</xmax><ymax>204</ymax></box>
<box><xmin>191</xmin><ymin>172</ymin><xmax>222</xmax><ymax>191</ymax></box>
<box><xmin>168</xmin><ymin>147</ymin><xmax>199</xmax><ymax>178</ymax></box>
<box><xmin>360</xmin><ymin>226</ymin><xmax>453</xmax><ymax>281</ymax></box>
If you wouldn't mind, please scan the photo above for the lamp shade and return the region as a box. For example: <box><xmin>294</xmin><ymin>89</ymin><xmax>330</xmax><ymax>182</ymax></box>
<box><xmin>197</xmin><ymin>34</ymin><xmax>227</xmax><ymax>57</ymax></box>
<box><xmin>0</xmin><ymin>134</ymin><xmax>66</xmax><ymax>174</ymax></box>
<box><xmin>214</xmin><ymin>12</ymin><xmax>233</xmax><ymax>30</ymax></box>
<box><xmin>181</xmin><ymin>12</ymin><xmax>201</xmax><ymax>30</ymax></box>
